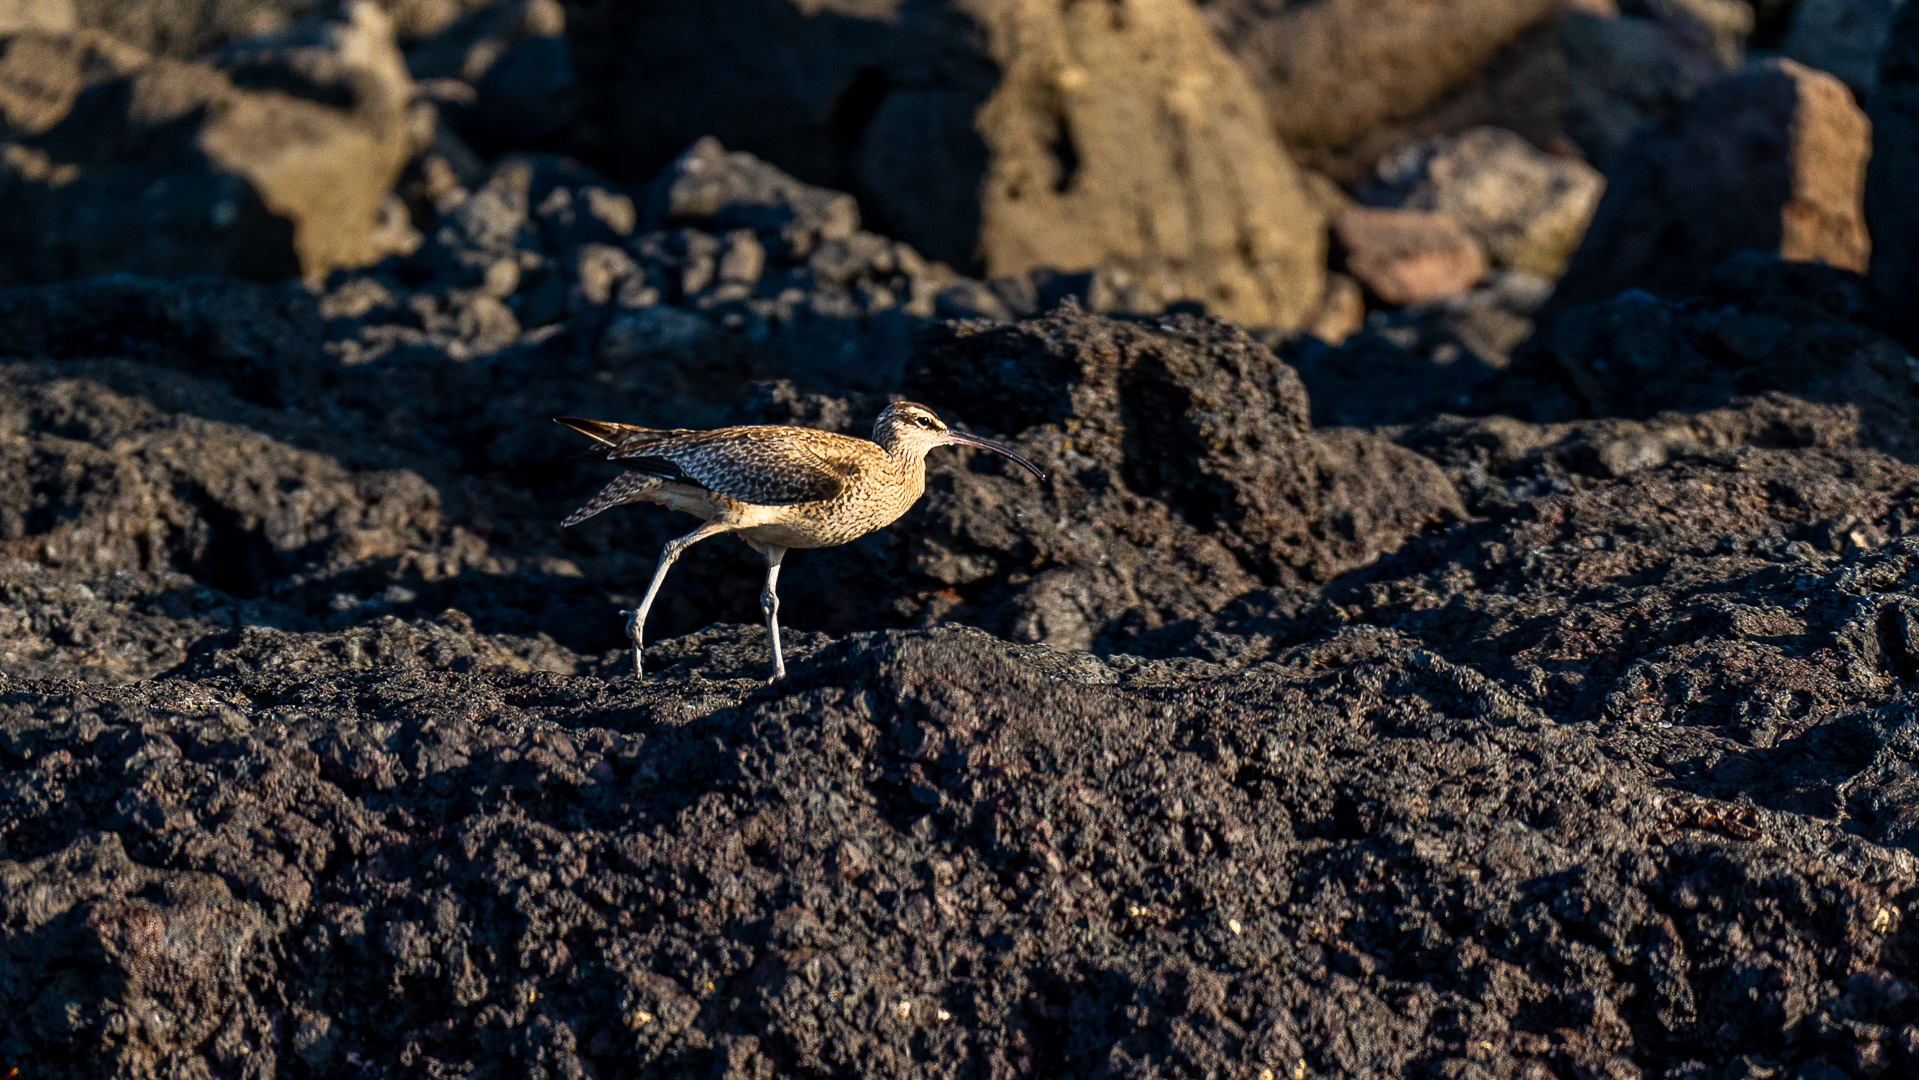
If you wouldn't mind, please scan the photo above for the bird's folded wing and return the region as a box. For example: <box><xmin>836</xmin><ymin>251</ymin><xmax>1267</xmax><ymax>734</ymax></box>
<box><xmin>627</xmin><ymin>429</ymin><xmax>858</xmax><ymax>505</ymax></box>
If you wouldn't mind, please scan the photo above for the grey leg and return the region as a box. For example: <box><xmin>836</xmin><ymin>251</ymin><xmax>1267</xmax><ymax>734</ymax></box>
<box><xmin>628</xmin><ymin>519</ymin><xmax>733</xmax><ymax>680</ymax></box>
<box><xmin>760</xmin><ymin>545</ymin><xmax>787</xmax><ymax>682</ymax></box>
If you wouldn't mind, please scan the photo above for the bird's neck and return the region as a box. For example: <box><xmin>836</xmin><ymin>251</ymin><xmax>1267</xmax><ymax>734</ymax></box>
<box><xmin>886</xmin><ymin>444</ymin><xmax>928</xmax><ymax>473</ymax></box>
<box><xmin>883</xmin><ymin>444</ymin><xmax>930</xmax><ymax>494</ymax></box>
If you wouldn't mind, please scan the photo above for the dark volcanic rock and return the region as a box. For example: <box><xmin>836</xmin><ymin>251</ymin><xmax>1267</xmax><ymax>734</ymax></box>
<box><xmin>1520</xmin><ymin>256</ymin><xmax>1919</xmax><ymax>451</ymax></box>
<box><xmin>0</xmin><ymin>274</ymin><xmax>1459</xmax><ymax>655</ymax></box>
<box><xmin>1783</xmin><ymin>0</ymin><xmax>1908</xmax><ymax>94</ymax></box>
<box><xmin>9</xmin><ymin>15</ymin><xmax>1919</xmax><ymax>1070</ymax></box>
<box><xmin>1558</xmin><ymin>7</ymin><xmax>1730</xmax><ymax>162</ymax></box>
<box><xmin>1282</xmin><ymin>270</ymin><xmax>1553</xmax><ymax>428</ymax></box>
<box><xmin>877</xmin><ymin>307</ymin><xmax>1465</xmax><ymax>648</ymax></box>
<box><xmin>0</xmin><ymin>364</ymin><xmax>446</xmax><ymax>592</ymax></box>
<box><xmin>7</xmin><ymin>587</ymin><xmax>1919</xmax><ymax>1075</ymax></box>
<box><xmin>406</xmin><ymin>0</ymin><xmax>574</xmax><ymax>155</ymax></box>
<box><xmin>8</xmin><ymin>274</ymin><xmax>1919</xmax><ymax>1075</ymax></box>
<box><xmin>1297</xmin><ymin>247</ymin><xmax>1918</xmax><ymax>440</ymax></box>
<box><xmin>331</xmin><ymin>143</ymin><xmax>987</xmax><ymax>388</ymax></box>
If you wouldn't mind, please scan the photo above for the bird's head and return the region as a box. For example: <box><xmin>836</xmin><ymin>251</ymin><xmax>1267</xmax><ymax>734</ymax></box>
<box><xmin>873</xmin><ymin>402</ymin><xmax>1045</xmax><ymax>480</ymax></box>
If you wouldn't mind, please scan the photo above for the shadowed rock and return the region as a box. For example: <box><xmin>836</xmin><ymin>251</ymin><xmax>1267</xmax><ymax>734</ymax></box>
<box><xmin>0</xmin><ymin>2</ymin><xmax>422</xmax><ymax>286</ymax></box>
<box><xmin>560</xmin><ymin>0</ymin><xmax>1327</xmax><ymax>329</ymax></box>
<box><xmin>1196</xmin><ymin>0</ymin><xmax>1561</xmax><ymax>170</ymax></box>
<box><xmin>1867</xmin><ymin>0</ymin><xmax>1919</xmax><ymax>344</ymax></box>
<box><xmin>1554</xmin><ymin>57</ymin><xmax>1871</xmax><ymax>308</ymax></box>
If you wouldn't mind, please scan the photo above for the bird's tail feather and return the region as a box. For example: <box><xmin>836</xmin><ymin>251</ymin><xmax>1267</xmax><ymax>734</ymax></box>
<box><xmin>562</xmin><ymin>471</ymin><xmax>663</xmax><ymax>527</ymax></box>
<box><xmin>554</xmin><ymin>416</ymin><xmax>686</xmax><ymax>451</ymax></box>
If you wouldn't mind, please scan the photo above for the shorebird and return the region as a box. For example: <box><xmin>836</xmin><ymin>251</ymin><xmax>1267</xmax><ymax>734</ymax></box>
<box><xmin>556</xmin><ymin>402</ymin><xmax>1044</xmax><ymax>681</ymax></box>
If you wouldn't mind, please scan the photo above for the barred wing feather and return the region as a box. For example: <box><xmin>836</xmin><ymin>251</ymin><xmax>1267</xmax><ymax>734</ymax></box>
<box><xmin>621</xmin><ymin>429</ymin><xmax>860</xmax><ymax>505</ymax></box>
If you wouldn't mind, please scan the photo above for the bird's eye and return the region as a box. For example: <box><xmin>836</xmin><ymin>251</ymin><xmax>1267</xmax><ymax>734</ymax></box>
<box><xmin>914</xmin><ymin>416</ymin><xmax>934</xmax><ymax>428</ymax></box>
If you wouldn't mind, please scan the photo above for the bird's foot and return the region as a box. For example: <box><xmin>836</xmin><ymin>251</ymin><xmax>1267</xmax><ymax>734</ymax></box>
<box><xmin>620</xmin><ymin>609</ymin><xmax>646</xmax><ymax>682</ymax></box>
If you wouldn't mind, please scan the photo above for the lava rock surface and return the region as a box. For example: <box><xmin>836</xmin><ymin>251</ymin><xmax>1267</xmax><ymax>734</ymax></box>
<box><xmin>8</xmin><ymin>280</ymin><xmax>1919</xmax><ymax>1076</ymax></box>
<box><xmin>5</xmin><ymin>2</ymin><xmax>1919</xmax><ymax>1077</ymax></box>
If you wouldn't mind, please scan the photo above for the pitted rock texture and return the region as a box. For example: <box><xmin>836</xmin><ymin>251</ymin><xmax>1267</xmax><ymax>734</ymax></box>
<box><xmin>325</xmin><ymin>142</ymin><xmax>1000</xmax><ymax>389</ymax></box>
<box><xmin>876</xmin><ymin>307</ymin><xmax>1466</xmax><ymax>650</ymax></box>
<box><xmin>8</xmin><ymin>586</ymin><xmax>1919</xmax><ymax>1076</ymax></box>
<box><xmin>0</xmin><ymin>291</ymin><xmax>1464</xmax><ymax>660</ymax></box>
<box><xmin>8</xmin><ymin>276</ymin><xmax>1919</xmax><ymax>1075</ymax></box>
<box><xmin>0</xmin><ymin>364</ymin><xmax>445</xmax><ymax>593</ymax></box>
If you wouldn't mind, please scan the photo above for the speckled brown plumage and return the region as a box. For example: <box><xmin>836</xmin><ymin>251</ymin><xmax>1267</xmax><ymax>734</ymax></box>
<box><xmin>556</xmin><ymin>402</ymin><xmax>1045</xmax><ymax>681</ymax></box>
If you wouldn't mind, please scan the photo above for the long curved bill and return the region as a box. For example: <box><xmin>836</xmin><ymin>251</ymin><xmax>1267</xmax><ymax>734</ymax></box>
<box><xmin>943</xmin><ymin>430</ymin><xmax>1046</xmax><ymax>481</ymax></box>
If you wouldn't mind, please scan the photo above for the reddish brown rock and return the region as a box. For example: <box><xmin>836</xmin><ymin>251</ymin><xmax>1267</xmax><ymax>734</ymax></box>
<box><xmin>1335</xmin><ymin>206</ymin><xmax>1489</xmax><ymax>305</ymax></box>
<box><xmin>1361</xmin><ymin>126</ymin><xmax>1605</xmax><ymax>280</ymax></box>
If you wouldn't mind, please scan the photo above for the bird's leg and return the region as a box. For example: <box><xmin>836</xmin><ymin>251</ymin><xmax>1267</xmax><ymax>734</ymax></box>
<box><xmin>628</xmin><ymin>520</ymin><xmax>733</xmax><ymax>680</ymax></box>
<box><xmin>760</xmin><ymin>545</ymin><xmax>787</xmax><ymax>683</ymax></box>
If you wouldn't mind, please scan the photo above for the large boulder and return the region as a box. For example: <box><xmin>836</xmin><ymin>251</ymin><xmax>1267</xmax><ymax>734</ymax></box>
<box><xmin>561</xmin><ymin>0</ymin><xmax>1327</xmax><ymax>330</ymax></box>
<box><xmin>0</xmin><ymin>2</ymin><xmax>424</xmax><ymax>286</ymax></box>
<box><xmin>1558</xmin><ymin>7</ymin><xmax>1730</xmax><ymax>160</ymax></box>
<box><xmin>1867</xmin><ymin>0</ymin><xmax>1919</xmax><ymax>342</ymax></box>
<box><xmin>1197</xmin><ymin>2</ymin><xmax>1736</xmax><ymax>181</ymax></box>
<box><xmin>1553</xmin><ymin>57</ymin><xmax>1871</xmax><ymax>308</ymax></box>
<box><xmin>885</xmin><ymin>306</ymin><xmax>1465</xmax><ymax>648</ymax></box>
<box><xmin>1195</xmin><ymin>0</ymin><xmax>1562</xmax><ymax>171</ymax></box>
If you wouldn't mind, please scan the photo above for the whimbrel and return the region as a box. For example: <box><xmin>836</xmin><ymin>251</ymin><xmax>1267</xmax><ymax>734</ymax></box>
<box><xmin>556</xmin><ymin>402</ymin><xmax>1045</xmax><ymax>681</ymax></box>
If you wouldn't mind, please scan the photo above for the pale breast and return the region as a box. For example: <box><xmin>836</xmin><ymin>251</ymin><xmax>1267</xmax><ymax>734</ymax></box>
<box><xmin>731</xmin><ymin>459</ymin><xmax>926</xmax><ymax>550</ymax></box>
